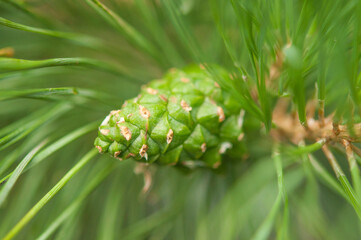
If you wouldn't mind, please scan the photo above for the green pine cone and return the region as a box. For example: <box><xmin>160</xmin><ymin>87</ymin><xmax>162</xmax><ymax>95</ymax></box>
<box><xmin>94</xmin><ymin>65</ymin><xmax>245</xmax><ymax>169</ymax></box>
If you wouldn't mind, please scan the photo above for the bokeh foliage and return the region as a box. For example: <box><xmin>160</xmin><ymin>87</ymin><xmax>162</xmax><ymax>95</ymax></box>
<box><xmin>1</xmin><ymin>0</ymin><xmax>361</xmax><ymax>239</ymax></box>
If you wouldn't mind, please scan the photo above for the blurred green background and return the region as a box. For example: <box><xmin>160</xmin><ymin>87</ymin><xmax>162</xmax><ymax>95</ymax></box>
<box><xmin>1</xmin><ymin>0</ymin><xmax>361</xmax><ymax>239</ymax></box>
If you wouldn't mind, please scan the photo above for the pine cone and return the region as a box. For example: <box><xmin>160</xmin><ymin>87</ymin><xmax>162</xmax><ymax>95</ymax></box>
<box><xmin>94</xmin><ymin>65</ymin><xmax>245</xmax><ymax>169</ymax></box>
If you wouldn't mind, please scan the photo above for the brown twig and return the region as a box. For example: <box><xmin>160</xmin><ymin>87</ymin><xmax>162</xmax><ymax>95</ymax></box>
<box><xmin>342</xmin><ymin>139</ymin><xmax>357</xmax><ymax>170</ymax></box>
<box><xmin>322</xmin><ymin>145</ymin><xmax>344</xmax><ymax>178</ymax></box>
<box><xmin>351</xmin><ymin>144</ymin><xmax>361</xmax><ymax>159</ymax></box>
<box><xmin>134</xmin><ymin>163</ymin><xmax>153</xmax><ymax>194</ymax></box>
<box><xmin>261</xmin><ymin>44</ymin><xmax>361</xmax><ymax>174</ymax></box>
